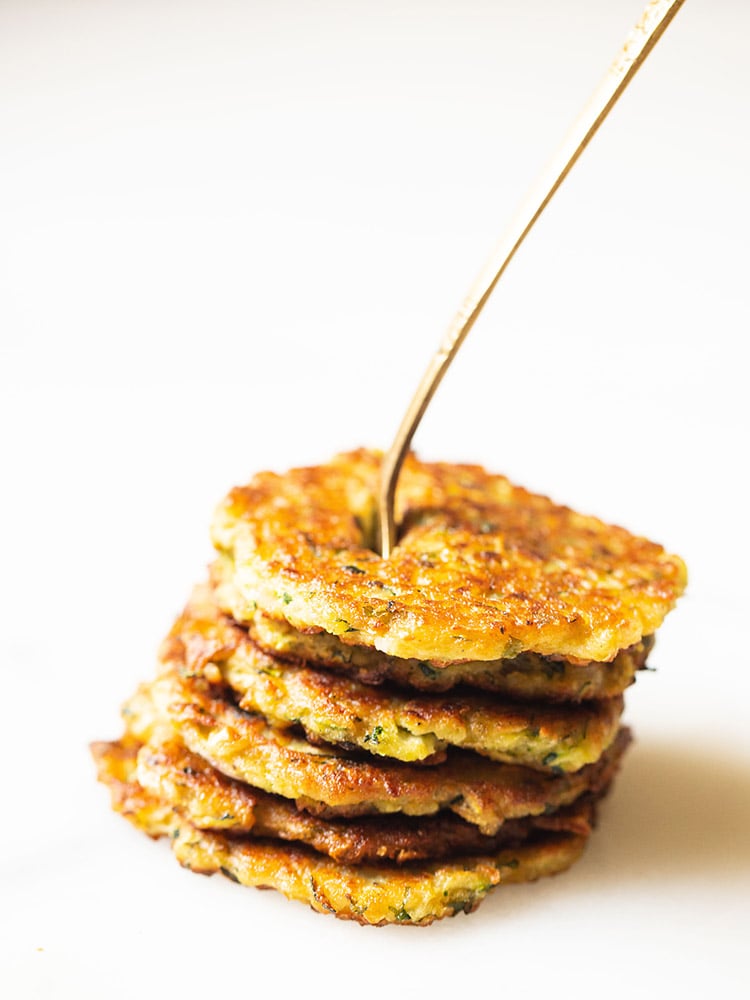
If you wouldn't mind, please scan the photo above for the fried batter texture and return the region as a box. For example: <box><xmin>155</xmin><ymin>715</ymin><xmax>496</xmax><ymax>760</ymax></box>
<box><xmin>91</xmin><ymin>738</ymin><xmax>587</xmax><ymax>925</ymax></box>
<box><xmin>121</xmin><ymin>668</ymin><xmax>630</xmax><ymax>836</ymax></box>
<box><xmin>168</xmin><ymin>583</ymin><xmax>624</xmax><ymax>769</ymax></box>
<box><xmin>212</xmin><ymin>450</ymin><xmax>686</xmax><ymax>663</ymax></box>
<box><xmin>93</xmin><ymin>737</ymin><xmax>600</xmax><ymax>863</ymax></box>
<box><xmin>213</xmin><ymin>558</ymin><xmax>652</xmax><ymax>702</ymax></box>
<box><xmin>178</xmin><ymin>827</ymin><xmax>586</xmax><ymax>926</ymax></box>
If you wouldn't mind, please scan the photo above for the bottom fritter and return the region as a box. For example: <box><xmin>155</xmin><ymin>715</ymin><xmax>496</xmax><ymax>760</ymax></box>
<box><xmin>91</xmin><ymin>735</ymin><xmax>623</xmax><ymax>925</ymax></box>
<box><xmin>172</xmin><ymin>826</ymin><xmax>586</xmax><ymax>926</ymax></box>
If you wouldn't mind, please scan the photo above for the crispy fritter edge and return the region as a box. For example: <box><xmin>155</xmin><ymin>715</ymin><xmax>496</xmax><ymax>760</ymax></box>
<box><xmin>90</xmin><ymin>738</ymin><xmax>588</xmax><ymax>926</ymax></box>
<box><xmin>168</xmin><ymin>582</ymin><xmax>625</xmax><ymax>770</ymax></box>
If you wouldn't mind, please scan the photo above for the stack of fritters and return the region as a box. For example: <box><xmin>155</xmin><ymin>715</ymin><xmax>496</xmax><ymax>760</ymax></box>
<box><xmin>93</xmin><ymin>450</ymin><xmax>686</xmax><ymax>925</ymax></box>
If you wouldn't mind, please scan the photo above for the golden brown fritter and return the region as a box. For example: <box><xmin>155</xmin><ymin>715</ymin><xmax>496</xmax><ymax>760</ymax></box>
<box><xmin>121</xmin><ymin>668</ymin><xmax>630</xmax><ymax>836</ymax></box>
<box><xmin>211</xmin><ymin>449</ymin><xmax>686</xmax><ymax>663</ymax></box>
<box><xmin>169</xmin><ymin>583</ymin><xmax>624</xmax><ymax>769</ymax></box>
<box><xmin>90</xmin><ymin>738</ymin><xmax>175</xmax><ymax>837</ymax></box>
<box><xmin>213</xmin><ymin>558</ymin><xmax>652</xmax><ymax>702</ymax></box>
<box><xmin>170</xmin><ymin>824</ymin><xmax>586</xmax><ymax>925</ymax></box>
<box><xmin>93</xmin><ymin>737</ymin><xmax>600</xmax><ymax>864</ymax></box>
<box><xmin>90</xmin><ymin>740</ymin><xmax>587</xmax><ymax>925</ymax></box>
<box><xmin>141</xmin><ymin>738</ymin><xmax>600</xmax><ymax>861</ymax></box>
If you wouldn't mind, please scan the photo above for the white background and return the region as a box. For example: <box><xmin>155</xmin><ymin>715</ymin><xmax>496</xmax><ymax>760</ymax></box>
<box><xmin>1</xmin><ymin>0</ymin><xmax>748</xmax><ymax>996</ymax></box>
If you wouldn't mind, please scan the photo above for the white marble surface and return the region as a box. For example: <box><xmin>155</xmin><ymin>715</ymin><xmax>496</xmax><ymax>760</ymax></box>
<box><xmin>1</xmin><ymin>1</ymin><xmax>748</xmax><ymax>996</ymax></box>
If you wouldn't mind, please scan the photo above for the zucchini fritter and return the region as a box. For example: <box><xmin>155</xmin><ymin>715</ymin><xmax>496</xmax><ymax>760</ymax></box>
<box><xmin>121</xmin><ymin>669</ymin><xmax>630</xmax><ymax>836</ymax></box>
<box><xmin>93</xmin><ymin>737</ymin><xmax>600</xmax><ymax>863</ymax></box>
<box><xmin>212</xmin><ymin>449</ymin><xmax>686</xmax><ymax>663</ymax></box>
<box><xmin>169</xmin><ymin>583</ymin><xmax>624</xmax><ymax>769</ymax></box>
<box><xmin>90</xmin><ymin>740</ymin><xmax>587</xmax><ymax>925</ymax></box>
<box><xmin>213</xmin><ymin>558</ymin><xmax>652</xmax><ymax>702</ymax></box>
<box><xmin>171</xmin><ymin>825</ymin><xmax>586</xmax><ymax>925</ymax></box>
<box><xmin>90</xmin><ymin>737</ymin><xmax>175</xmax><ymax>836</ymax></box>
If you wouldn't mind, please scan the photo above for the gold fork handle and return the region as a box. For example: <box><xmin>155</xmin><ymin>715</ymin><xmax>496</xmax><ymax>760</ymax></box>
<box><xmin>378</xmin><ymin>0</ymin><xmax>687</xmax><ymax>557</ymax></box>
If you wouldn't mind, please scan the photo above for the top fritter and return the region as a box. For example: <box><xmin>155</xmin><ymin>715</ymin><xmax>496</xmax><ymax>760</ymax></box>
<box><xmin>211</xmin><ymin>449</ymin><xmax>686</xmax><ymax>664</ymax></box>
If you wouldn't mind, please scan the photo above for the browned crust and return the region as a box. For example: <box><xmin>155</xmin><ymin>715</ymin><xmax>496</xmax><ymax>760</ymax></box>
<box><xmin>211</xmin><ymin>449</ymin><xmax>686</xmax><ymax>662</ymax></box>
<box><xmin>90</xmin><ymin>739</ymin><xmax>590</xmax><ymax>923</ymax></box>
<box><xmin>122</xmin><ymin>664</ymin><xmax>631</xmax><ymax>835</ymax></box>
<box><xmin>165</xmin><ymin>583</ymin><xmax>625</xmax><ymax>770</ymax></box>
<box><xmin>243</xmin><ymin>601</ymin><xmax>653</xmax><ymax>702</ymax></box>
<box><xmin>138</xmin><ymin>737</ymin><xmax>603</xmax><ymax>862</ymax></box>
<box><xmin>93</xmin><ymin>736</ymin><xmax>603</xmax><ymax>863</ymax></box>
<box><xmin>90</xmin><ymin>739</ymin><xmax>175</xmax><ymax>837</ymax></box>
<box><xmin>169</xmin><ymin>825</ymin><xmax>587</xmax><ymax>925</ymax></box>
